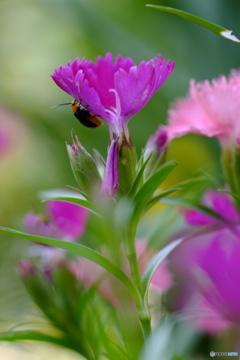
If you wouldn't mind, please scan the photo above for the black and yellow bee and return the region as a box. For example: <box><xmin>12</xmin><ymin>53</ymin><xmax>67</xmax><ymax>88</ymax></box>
<box><xmin>52</xmin><ymin>100</ymin><xmax>102</xmax><ymax>128</ymax></box>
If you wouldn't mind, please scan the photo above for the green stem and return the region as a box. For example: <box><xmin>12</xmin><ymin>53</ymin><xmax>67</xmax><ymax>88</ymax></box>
<box><xmin>127</xmin><ymin>250</ymin><xmax>144</xmax><ymax>296</ymax></box>
<box><xmin>222</xmin><ymin>146</ymin><xmax>240</xmax><ymax>211</ymax></box>
<box><xmin>140</xmin><ymin>317</ymin><xmax>151</xmax><ymax>338</ymax></box>
<box><xmin>125</xmin><ymin>227</ymin><xmax>152</xmax><ymax>338</ymax></box>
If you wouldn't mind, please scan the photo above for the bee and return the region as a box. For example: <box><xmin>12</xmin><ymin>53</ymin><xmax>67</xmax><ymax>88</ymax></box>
<box><xmin>52</xmin><ymin>100</ymin><xmax>102</xmax><ymax>128</ymax></box>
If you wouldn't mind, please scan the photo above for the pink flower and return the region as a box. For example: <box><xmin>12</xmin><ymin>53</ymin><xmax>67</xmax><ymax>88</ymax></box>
<box><xmin>168</xmin><ymin>190</ymin><xmax>240</xmax><ymax>333</ymax></box>
<box><xmin>164</xmin><ymin>70</ymin><xmax>240</xmax><ymax>146</ymax></box>
<box><xmin>168</xmin><ymin>233</ymin><xmax>232</xmax><ymax>334</ymax></box>
<box><xmin>184</xmin><ymin>189</ymin><xmax>240</xmax><ymax>226</ymax></box>
<box><xmin>24</xmin><ymin>200</ymin><xmax>89</xmax><ymax>266</ymax></box>
<box><xmin>0</xmin><ymin>131</ymin><xmax>9</xmax><ymax>155</ymax></box>
<box><xmin>195</xmin><ymin>230</ymin><xmax>240</xmax><ymax>323</ymax></box>
<box><xmin>0</xmin><ymin>107</ymin><xmax>27</xmax><ymax>160</ymax></box>
<box><xmin>51</xmin><ymin>53</ymin><xmax>175</xmax><ymax>138</ymax></box>
<box><xmin>24</xmin><ymin>200</ymin><xmax>88</xmax><ymax>241</ymax></box>
<box><xmin>46</xmin><ymin>200</ymin><xmax>88</xmax><ymax>239</ymax></box>
<box><xmin>52</xmin><ymin>54</ymin><xmax>174</xmax><ymax>197</ymax></box>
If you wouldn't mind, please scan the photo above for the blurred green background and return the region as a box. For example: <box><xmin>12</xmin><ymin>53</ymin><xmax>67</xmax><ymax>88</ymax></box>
<box><xmin>0</xmin><ymin>0</ymin><xmax>240</xmax><ymax>357</ymax></box>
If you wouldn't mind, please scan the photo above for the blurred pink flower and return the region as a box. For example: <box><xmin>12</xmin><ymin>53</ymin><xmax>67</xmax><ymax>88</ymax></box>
<box><xmin>69</xmin><ymin>240</ymin><xmax>173</xmax><ymax>306</ymax></box>
<box><xmin>46</xmin><ymin>200</ymin><xmax>88</xmax><ymax>239</ymax></box>
<box><xmin>164</xmin><ymin>70</ymin><xmax>240</xmax><ymax>146</ymax></box>
<box><xmin>168</xmin><ymin>190</ymin><xmax>240</xmax><ymax>333</ymax></box>
<box><xmin>0</xmin><ymin>107</ymin><xmax>27</xmax><ymax>160</ymax></box>
<box><xmin>24</xmin><ymin>200</ymin><xmax>89</xmax><ymax>242</ymax></box>
<box><xmin>24</xmin><ymin>200</ymin><xmax>89</xmax><ymax>266</ymax></box>
<box><xmin>0</xmin><ymin>131</ymin><xmax>9</xmax><ymax>155</ymax></box>
<box><xmin>184</xmin><ymin>189</ymin><xmax>240</xmax><ymax>226</ymax></box>
<box><xmin>195</xmin><ymin>230</ymin><xmax>240</xmax><ymax>323</ymax></box>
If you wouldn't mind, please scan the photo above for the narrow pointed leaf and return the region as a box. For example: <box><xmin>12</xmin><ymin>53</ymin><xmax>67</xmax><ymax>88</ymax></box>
<box><xmin>42</xmin><ymin>196</ymin><xmax>99</xmax><ymax>216</ymax></box>
<box><xmin>0</xmin><ymin>330</ymin><xmax>78</xmax><ymax>352</ymax></box>
<box><xmin>128</xmin><ymin>154</ymin><xmax>152</xmax><ymax>198</ymax></box>
<box><xmin>146</xmin><ymin>5</ymin><xmax>240</xmax><ymax>43</ymax></box>
<box><xmin>160</xmin><ymin>196</ymin><xmax>225</xmax><ymax>222</ymax></box>
<box><xmin>217</xmin><ymin>189</ymin><xmax>240</xmax><ymax>202</ymax></box>
<box><xmin>146</xmin><ymin>188</ymin><xmax>180</xmax><ymax>209</ymax></box>
<box><xmin>174</xmin><ymin>176</ymin><xmax>212</xmax><ymax>194</ymax></box>
<box><xmin>142</xmin><ymin>238</ymin><xmax>182</xmax><ymax>297</ymax></box>
<box><xmin>0</xmin><ymin>227</ymin><xmax>141</xmax><ymax>307</ymax></box>
<box><xmin>65</xmin><ymin>185</ymin><xmax>90</xmax><ymax>200</ymax></box>
<box><xmin>132</xmin><ymin>161</ymin><xmax>177</xmax><ymax>223</ymax></box>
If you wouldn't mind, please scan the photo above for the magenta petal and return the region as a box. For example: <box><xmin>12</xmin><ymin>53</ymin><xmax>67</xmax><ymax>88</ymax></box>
<box><xmin>115</xmin><ymin>55</ymin><xmax>175</xmax><ymax>122</ymax></box>
<box><xmin>196</xmin><ymin>231</ymin><xmax>240</xmax><ymax>322</ymax></box>
<box><xmin>46</xmin><ymin>201</ymin><xmax>89</xmax><ymax>239</ymax></box>
<box><xmin>184</xmin><ymin>209</ymin><xmax>215</xmax><ymax>226</ymax></box>
<box><xmin>24</xmin><ymin>212</ymin><xmax>63</xmax><ymax>241</ymax></box>
<box><xmin>52</xmin><ymin>53</ymin><xmax>175</xmax><ymax>132</ymax></box>
<box><xmin>207</xmin><ymin>190</ymin><xmax>240</xmax><ymax>222</ymax></box>
<box><xmin>52</xmin><ymin>60</ymin><xmax>108</xmax><ymax>119</ymax></box>
<box><xmin>101</xmin><ymin>139</ymin><xmax>119</xmax><ymax>197</ymax></box>
<box><xmin>0</xmin><ymin>131</ymin><xmax>9</xmax><ymax>154</ymax></box>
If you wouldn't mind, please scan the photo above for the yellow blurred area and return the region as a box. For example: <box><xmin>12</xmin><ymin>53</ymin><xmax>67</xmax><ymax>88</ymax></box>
<box><xmin>0</xmin><ymin>343</ymin><xmax>83</xmax><ymax>360</ymax></box>
<box><xmin>165</xmin><ymin>134</ymin><xmax>220</xmax><ymax>186</ymax></box>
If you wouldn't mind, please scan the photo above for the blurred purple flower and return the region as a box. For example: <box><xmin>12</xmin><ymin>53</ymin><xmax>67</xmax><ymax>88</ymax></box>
<box><xmin>46</xmin><ymin>200</ymin><xmax>88</xmax><ymax>239</ymax></box>
<box><xmin>18</xmin><ymin>260</ymin><xmax>35</xmax><ymax>277</ymax></box>
<box><xmin>24</xmin><ymin>201</ymin><xmax>89</xmax><ymax>266</ymax></box>
<box><xmin>168</xmin><ymin>190</ymin><xmax>240</xmax><ymax>333</ymax></box>
<box><xmin>195</xmin><ymin>230</ymin><xmax>240</xmax><ymax>323</ymax></box>
<box><xmin>184</xmin><ymin>189</ymin><xmax>240</xmax><ymax>226</ymax></box>
<box><xmin>51</xmin><ymin>53</ymin><xmax>174</xmax><ymax>138</ymax></box>
<box><xmin>0</xmin><ymin>131</ymin><xmax>9</xmax><ymax>155</ymax></box>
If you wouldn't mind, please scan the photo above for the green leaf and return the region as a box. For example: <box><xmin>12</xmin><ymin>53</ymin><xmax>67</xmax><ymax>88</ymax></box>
<box><xmin>145</xmin><ymin>187</ymin><xmax>180</xmax><ymax>209</ymax></box>
<box><xmin>65</xmin><ymin>185</ymin><xmax>90</xmax><ymax>200</ymax></box>
<box><xmin>174</xmin><ymin>176</ymin><xmax>212</xmax><ymax>195</ymax></box>
<box><xmin>0</xmin><ymin>227</ymin><xmax>142</xmax><ymax>308</ymax></box>
<box><xmin>160</xmin><ymin>196</ymin><xmax>224</xmax><ymax>222</ymax></box>
<box><xmin>42</xmin><ymin>196</ymin><xmax>100</xmax><ymax>216</ymax></box>
<box><xmin>217</xmin><ymin>188</ymin><xmax>240</xmax><ymax>202</ymax></box>
<box><xmin>0</xmin><ymin>330</ymin><xmax>78</xmax><ymax>352</ymax></box>
<box><xmin>128</xmin><ymin>154</ymin><xmax>152</xmax><ymax>198</ymax></box>
<box><xmin>139</xmin><ymin>316</ymin><xmax>199</xmax><ymax>360</ymax></box>
<box><xmin>146</xmin><ymin>5</ymin><xmax>240</xmax><ymax>43</ymax></box>
<box><xmin>142</xmin><ymin>238</ymin><xmax>182</xmax><ymax>297</ymax></box>
<box><xmin>132</xmin><ymin>161</ymin><xmax>178</xmax><ymax>224</ymax></box>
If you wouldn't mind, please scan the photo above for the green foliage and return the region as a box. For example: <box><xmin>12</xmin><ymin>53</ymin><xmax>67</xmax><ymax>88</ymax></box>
<box><xmin>139</xmin><ymin>316</ymin><xmax>199</xmax><ymax>360</ymax></box>
<box><xmin>0</xmin><ymin>227</ymin><xmax>142</xmax><ymax>309</ymax></box>
<box><xmin>146</xmin><ymin>5</ymin><xmax>240</xmax><ymax>43</ymax></box>
<box><xmin>142</xmin><ymin>238</ymin><xmax>183</xmax><ymax>298</ymax></box>
<box><xmin>131</xmin><ymin>161</ymin><xmax>178</xmax><ymax>229</ymax></box>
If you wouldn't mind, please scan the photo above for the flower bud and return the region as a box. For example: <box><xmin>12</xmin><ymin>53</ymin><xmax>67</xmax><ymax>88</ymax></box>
<box><xmin>18</xmin><ymin>260</ymin><xmax>35</xmax><ymax>278</ymax></box>
<box><xmin>144</xmin><ymin>128</ymin><xmax>168</xmax><ymax>178</ymax></box>
<box><xmin>118</xmin><ymin>135</ymin><xmax>137</xmax><ymax>196</ymax></box>
<box><xmin>67</xmin><ymin>132</ymin><xmax>102</xmax><ymax>195</ymax></box>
